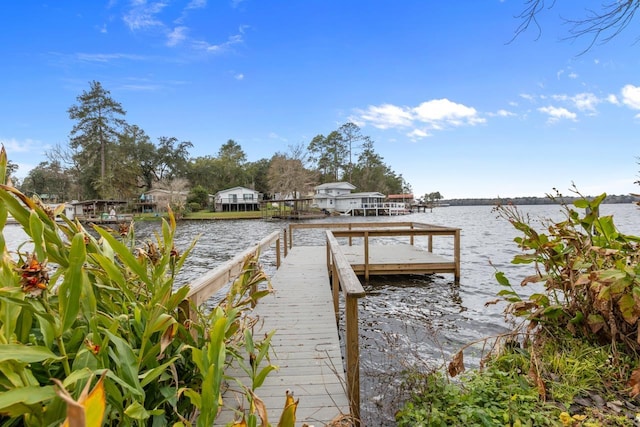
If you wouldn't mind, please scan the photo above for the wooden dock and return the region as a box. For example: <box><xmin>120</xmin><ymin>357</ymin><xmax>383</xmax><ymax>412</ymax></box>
<box><xmin>215</xmin><ymin>246</ymin><xmax>352</xmax><ymax>426</ymax></box>
<box><xmin>184</xmin><ymin>221</ymin><xmax>460</xmax><ymax>426</ymax></box>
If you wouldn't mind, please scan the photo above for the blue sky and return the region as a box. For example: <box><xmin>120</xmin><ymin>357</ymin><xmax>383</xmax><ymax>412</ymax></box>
<box><xmin>2</xmin><ymin>1</ymin><xmax>640</xmax><ymax>199</ymax></box>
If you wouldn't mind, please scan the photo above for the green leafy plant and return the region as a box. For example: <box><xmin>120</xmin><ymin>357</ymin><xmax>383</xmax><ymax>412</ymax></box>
<box><xmin>0</xmin><ymin>146</ymin><xmax>280</xmax><ymax>426</ymax></box>
<box><xmin>397</xmin><ymin>189</ymin><xmax>640</xmax><ymax>426</ymax></box>
<box><xmin>492</xmin><ymin>189</ymin><xmax>640</xmax><ymax>353</ymax></box>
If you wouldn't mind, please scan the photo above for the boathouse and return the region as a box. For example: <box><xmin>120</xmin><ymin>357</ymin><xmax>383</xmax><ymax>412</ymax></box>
<box><xmin>214</xmin><ymin>186</ymin><xmax>260</xmax><ymax>212</ymax></box>
<box><xmin>70</xmin><ymin>199</ymin><xmax>129</xmax><ymax>222</ymax></box>
<box><xmin>138</xmin><ymin>189</ymin><xmax>189</xmax><ymax>213</ymax></box>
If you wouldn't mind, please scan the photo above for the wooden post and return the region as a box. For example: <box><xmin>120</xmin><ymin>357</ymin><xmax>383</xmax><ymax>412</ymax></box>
<box><xmin>364</xmin><ymin>232</ymin><xmax>369</xmax><ymax>281</ymax></box>
<box><xmin>288</xmin><ymin>224</ymin><xmax>293</xmax><ymax>249</ymax></box>
<box><xmin>410</xmin><ymin>223</ymin><xmax>414</xmax><ymax>245</ymax></box>
<box><xmin>276</xmin><ymin>235</ymin><xmax>281</xmax><ymax>268</ymax></box>
<box><xmin>428</xmin><ymin>234</ymin><xmax>433</xmax><ymax>253</ymax></box>
<box><xmin>454</xmin><ymin>229</ymin><xmax>461</xmax><ymax>283</ymax></box>
<box><xmin>332</xmin><ymin>261</ymin><xmax>339</xmax><ymax>322</ymax></box>
<box><xmin>348</xmin><ymin>224</ymin><xmax>353</xmax><ymax>246</ymax></box>
<box><xmin>346</xmin><ymin>295</ymin><xmax>361</xmax><ymax>426</ymax></box>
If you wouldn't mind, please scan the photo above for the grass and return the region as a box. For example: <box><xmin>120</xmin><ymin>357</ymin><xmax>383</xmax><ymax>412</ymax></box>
<box><xmin>396</xmin><ymin>331</ymin><xmax>640</xmax><ymax>426</ymax></box>
<box><xmin>133</xmin><ymin>210</ymin><xmax>264</xmax><ymax>220</ymax></box>
<box><xmin>184</xmin><ymin>210</ymin><xmax>263</xmax><ymax>220</ymax></box>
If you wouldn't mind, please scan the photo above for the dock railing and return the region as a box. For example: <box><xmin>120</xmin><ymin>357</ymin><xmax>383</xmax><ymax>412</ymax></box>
<box><xmin>289</xmin><ymin>221</ymin><xmax>461</xmax><ymax>281</ymax></box>
<box><xmin>179</xmin><ymin>229</ymin><xmax>284</xmax><ymax>324</ymax></box>
<box><xmin>326</xmin><ymin>231</ymin><xmax>366</xmax><ymax>427</ymax></box>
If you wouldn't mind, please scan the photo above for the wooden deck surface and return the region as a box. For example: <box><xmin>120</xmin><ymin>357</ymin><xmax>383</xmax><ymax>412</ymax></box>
<box><xmin>341</xmin><ymin>243</ymin><xmax>456</xmax><ymax>275</ymax></box>
<box><xmin>216</xmin><ymin>246</ymin><xmax>350</xmax><ymax>426</ymax></box>
<box><xmin>215</xmin><ymin>241</ymin><xmax>455</xmax><ymax>425</ymax></box>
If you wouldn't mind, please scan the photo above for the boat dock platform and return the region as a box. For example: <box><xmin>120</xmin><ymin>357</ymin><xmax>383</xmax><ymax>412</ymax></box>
<box><xmin>183</xmin><ymin>221</ymin><xmax>460</xmax><ymax>426</ymax></box>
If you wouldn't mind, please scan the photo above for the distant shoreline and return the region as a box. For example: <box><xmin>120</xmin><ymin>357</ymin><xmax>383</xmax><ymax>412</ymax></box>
<box><xmin>440</xmin><ymin>194</ymin><xmax>638</xmax><ymax>207</ymax></box>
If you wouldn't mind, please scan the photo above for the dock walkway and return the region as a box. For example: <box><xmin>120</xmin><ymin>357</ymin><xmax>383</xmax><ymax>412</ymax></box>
<box><xmin>194</xmin><ymin>221</ymin><xmax>460</xmax><ymax>426</ymax></box>
<box><xmin>216</xmin><ymin>246</ymin><xmax>350</xmax><ymax>426</ymax></box>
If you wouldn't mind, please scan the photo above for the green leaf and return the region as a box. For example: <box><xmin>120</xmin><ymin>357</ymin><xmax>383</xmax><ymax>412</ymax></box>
<box><xmin>495</xmin><ymin>272</ymin><xmax>511</xmax><ymax>287</ymax></box>
<box><xmin>94</xmin><ymin>227</ymin><xmax>152</xmax><ymax>286</ymax></box>
<box><xmin>253</xmin><ymin>364</ymin><xmax>277</xmax><ymax>389</ymax></box>
<box><xmin>0</xmin><ymin>385</ymin><xmax>57</xmax><ymax>417</ymax></box>
<box><xmin>0</xmin><ymin>345</ymin><xmax>63</xmax><ymax>363</ymax></box>
<box><xmin>244</xmin><ymin>328</ymin><xmax>255</xmax><ymax>355</ymax></box>
<box><xmin>103</xmin><ymin>330</ymin><xmax>144</xmax><ymax>398</ymax></box>
<box><xmin>59</xmin><ymin>233</ymin><xmax>87</xmax><ymax>332</ymax></box>
<box><xmin>139</xmin><ymin>356</ymin><xmax>180</xmax><ymax>388</ymax></box>
<box><xmin>125</xmin><ymin>401</ymin><xmax>152</xmax><ymax>420</ymax></box>
<box><xmin>541</xmin><ymin>305</ymin><xmax>564</xmax><ymax>320</ymax></box>
<box><xmin>511</xmin><ymin>254</ymin><xmax>536</xmax><ymax>264</ymax></box>
<box><xmin>618</xmin><ymin>294</ymin><xmax>638</xmax><ymax>324</ymax></box>
<box><xmin>569</xmin><ymin>311</ymin><xmax>584</xmax><ymax>324</ymax></box>
<box><xmin>29</xmin><ymin>210</ymin><xmax>45</xmax><ymax>262</ymax></box>
<box><xmin>573</xmin><ymin>199</ymin><xmax>589</xmax><ymax>209</ymax></box>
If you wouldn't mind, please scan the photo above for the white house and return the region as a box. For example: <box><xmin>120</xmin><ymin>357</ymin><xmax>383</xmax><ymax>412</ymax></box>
<box><xmin>215</xmin><ymin>186</ymin><xmax>260</xmax><ymax>212</ymax></box>
<box><xmin>313</xmin><ymin>182</ymin><xmax>387</xmax><ymax>215</ymax></box>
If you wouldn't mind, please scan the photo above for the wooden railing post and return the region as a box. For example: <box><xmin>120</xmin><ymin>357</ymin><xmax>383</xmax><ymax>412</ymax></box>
<box><xmin>428</xmin><ymin>234</ymin><xmax>433</xmax><ymax>252</ymax></box>
<box><xmin>346</xmin><ymin>295</ymin><xmax>361</xmax><ymax>426</ymax></box>
<box><xmin>283</xmin><ymin>228</ymin><xmax>288</xmax><ymax>256</ymax></box>
<box><xmin>332</xmin><ymin>260</ymin><xmax>340</xmax><ymax>323</ymax></box>
<box><xmin>288</xmin><ymin>224</ymin><xmax>293</xmax><ymax>249</ymax></box>
<box><xmin>276</xmin><ymin>234</ymin><xmax>281</xmax><ymax>268</ymax></box>
<box><xmin>364</xmin><ymin>231</ymin><xmax>369</xmax><ymax>281</ymax></box>
<box><xmin>410</xmin><ymin>223</ymin><xmax>414</xmax><ymax>245</ymax></box>
<box><xmin>454</xmin><ymin>228</ymin><xmax>461</xmax><ymax>283</ymax></box>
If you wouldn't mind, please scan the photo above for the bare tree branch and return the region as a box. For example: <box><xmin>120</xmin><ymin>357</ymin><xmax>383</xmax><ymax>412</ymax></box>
<box><xmin>512</xmin><ymin>0</ymin><xmax>640</xmax><ymax>53</ymax></box>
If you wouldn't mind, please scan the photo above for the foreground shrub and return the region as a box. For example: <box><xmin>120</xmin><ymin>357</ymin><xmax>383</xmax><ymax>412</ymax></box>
<box><xmin>398</xmin><ymin>190</ymin><xmax>640</xmax><ymax>426</ymax></box>
<box><xmin>0</xmin><ymin>146</ymin><xmax>278</xmax><ymax>426</ymax></box>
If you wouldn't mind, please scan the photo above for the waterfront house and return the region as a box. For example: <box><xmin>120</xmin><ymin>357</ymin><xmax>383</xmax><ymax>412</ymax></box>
<box><xmin>215</xmin><ymin>186</ymin><xmax>260</xmax><ymax>212</ymax></box>
<box><xmin>313</xmin><ymin>182</ymin><xmax>392</xmax><ymax>215</ymax></box>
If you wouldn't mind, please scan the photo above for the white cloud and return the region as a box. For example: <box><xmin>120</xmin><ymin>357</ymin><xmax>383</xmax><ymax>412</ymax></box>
<box><xmin>234</xmin><ymin>73</ymin><xmax>244</xmax><ymax>80</ymax></box>
<box><xmin>407</xmin><ymin>129</ymin><xmax>429</xmax><ymax>139</ymax></box>
<box><xmin>568</xmin><ymin>72</ymin><xmax>578</xmax><ymax>79</ymax></box>
<box><xmin>572</xmin><ymin>92</ymin><xmax>599</xmax><ymax>112</ymax></box>
<box><xmin>538</xmin><ymin>106</ymin><xmax>577</xmax><ymax>123</ymax></box>
<box><xmin>123</xmin><ymin>1</ymin><xmax>168</xmax><ymax>31</ymax></box>
<box><xmin>412</xmin><ymin>99</ymin><xmax>482</xmax><ymax>125</ymax></box>
<box><xmin>355</xmin><ymin>98</ymin><xmax>484</xmax><ymax>139</ymax></box>
<box><xmin>607</xmin><ymin>94</ymin><xmax>619</xmax><ymax>105</ymax></box>
<box><xmin>186</xmin><ymin>0</ymin><xmax>207</xmax><ymax>10</ymax></box>
<box><xmin>1</xmin><ymin>138</ymin><xmax>35</xmax><ymax>154</ymax></box>
<box><xmin>75</xmin><ymin>53</ymin><xmax>147</xmax><ymax>63</ymax></box>
<box><xmin>493</xmin><ymin>109</ymin><xmax>515</xmax><ymax>117</ymax></box>
<box><xmin>202</xmin><ymin>34</ymin><xmax>244</xmax><ymax>53</ymax></box>
<box><xmin>358</xmin><ymin>104</ymin><xmax>414</xmax><ymax>129</ymax></box>
<box><xmin>167</xmin><ymin>26</ymin><xmax>188</xmax><ymax>46</ymax></box>
<box><xmin>621</xmin><ymin>84</ymin><xmax>640</xmax><ymax>110</ymax></box>
<box><xmin>519</xmin><ymin>93</ymin><xmax>535</xmax><ymax>102</ymax></box>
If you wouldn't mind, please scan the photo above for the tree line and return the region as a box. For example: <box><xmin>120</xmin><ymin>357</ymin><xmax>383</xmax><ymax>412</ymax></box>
<box><xmin>12</xmin><ymin>81</ymin><xmax>408</xmax><ymax>207</ymax></box>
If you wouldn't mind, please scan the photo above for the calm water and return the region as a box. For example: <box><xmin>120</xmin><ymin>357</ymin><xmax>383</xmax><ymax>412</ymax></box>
<box><xmin>4</xmin><ymin>204</ymin><xmax>639</xmax><ymax>425</ymax></box>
